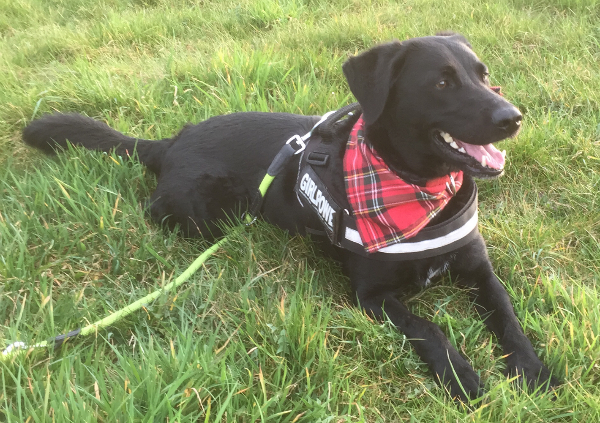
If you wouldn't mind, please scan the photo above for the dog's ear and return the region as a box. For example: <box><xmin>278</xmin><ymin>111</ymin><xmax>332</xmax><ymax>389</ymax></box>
<box><xmin>342</xmin><ymin>41</ymin><xmax>407</xmax><ymax>125</ymax></box>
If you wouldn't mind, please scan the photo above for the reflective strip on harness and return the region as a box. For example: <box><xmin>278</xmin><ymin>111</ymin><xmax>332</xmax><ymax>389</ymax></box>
<box><xmin>335</xmin><ymin>176</ymin><xmax>480</xmax><ymax>260</ymax></box>
<box><xmin>344</xmin><ymin>210</ymin><xmax>478</xmax><ymax>254</ymax></box>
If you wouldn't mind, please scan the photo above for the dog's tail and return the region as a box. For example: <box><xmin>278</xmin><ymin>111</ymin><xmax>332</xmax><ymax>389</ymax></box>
<box><xmin>22</xmin><ymin>113</ymin><xmax>170</xmax><ymax>174</ymax></box>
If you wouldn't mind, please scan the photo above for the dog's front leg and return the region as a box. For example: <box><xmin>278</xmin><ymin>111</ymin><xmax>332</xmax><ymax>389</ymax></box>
<box><xmin>452</xmin><ymin>235</ymin><xmax>559</xmax><ymax>392</ymax></box>
<box><xmin>346</xmin><ymin>258</ymin><xmax>483</xmax><ymax>401</ymax></box>
<box><xmin>358</xmin><ymin>292</ymin><xmax>483</xmax><ymax>401</ymax></box>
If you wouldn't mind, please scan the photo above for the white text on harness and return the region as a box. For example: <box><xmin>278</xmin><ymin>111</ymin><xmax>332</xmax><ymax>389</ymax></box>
<box><xmin>299</xmin><ymin>172</ymin><xmax>335</xmax><ymax>228</ymax></box>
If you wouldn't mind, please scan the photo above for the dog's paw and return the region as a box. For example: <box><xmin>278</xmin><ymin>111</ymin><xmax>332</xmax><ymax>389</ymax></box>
<box><xmin>506</xmin><ymin>353</ymin><xmax>560</xmax><ymax>394</ymax></box>
<box><xmin>432</xmin><ymin>352</ymin><xmax>484</xmax><ymax>402</ymax></box>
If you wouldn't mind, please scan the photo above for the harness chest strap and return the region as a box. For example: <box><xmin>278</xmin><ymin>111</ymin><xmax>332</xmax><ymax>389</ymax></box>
<box><xmin>297</xmin><ymin>165</ymin><xmax>479</xmax><ymax>260</ymax></box>
<box><xmin>293</xmin><ymin>106</ymin><xmax>481</xmax><ymax>261</ymax></box>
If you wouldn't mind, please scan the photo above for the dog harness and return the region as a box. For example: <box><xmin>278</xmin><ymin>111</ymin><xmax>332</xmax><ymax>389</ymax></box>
<box><xmin>292</xmin><ymin>104</ymin><xmax>479</xmax><ymax>261</ymax></box>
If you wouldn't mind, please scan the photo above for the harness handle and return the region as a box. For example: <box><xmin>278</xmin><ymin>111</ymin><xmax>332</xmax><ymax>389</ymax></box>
<box><xmin>316</xmin><ymin>103</ymin><xmax>361</xmax><ymax>142</ymax></box>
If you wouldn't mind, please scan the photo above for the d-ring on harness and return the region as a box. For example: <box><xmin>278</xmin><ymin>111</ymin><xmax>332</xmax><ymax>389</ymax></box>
<box><xmin>0</xmin><ymin>110</ymin><xmax>336</xmax><ymax>362</ymax></box>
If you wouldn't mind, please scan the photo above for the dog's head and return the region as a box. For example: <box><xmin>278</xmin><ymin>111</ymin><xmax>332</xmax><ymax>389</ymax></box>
<box><xmin>343</xmin><ymin>33</ymin><xmax>521</xmax><ymax>180</ymax></box>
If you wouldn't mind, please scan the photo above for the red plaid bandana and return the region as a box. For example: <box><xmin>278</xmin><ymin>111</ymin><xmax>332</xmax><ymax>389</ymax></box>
<box><xmin>343</xmin><ymin>116</ymin><xmax>463</xmax><ymax>253</ymax></box>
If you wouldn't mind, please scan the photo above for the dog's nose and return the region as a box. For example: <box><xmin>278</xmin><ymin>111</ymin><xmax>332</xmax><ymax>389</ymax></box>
<box><xmin>492</xmin><ymin>106</ymin><xmax>522</xmax><ymax>133</ymax></box>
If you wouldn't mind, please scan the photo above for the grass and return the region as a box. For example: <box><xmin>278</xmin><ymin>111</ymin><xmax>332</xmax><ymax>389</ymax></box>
<box><xmin>0</xmin><ymin>0</ymin><xmax>599</xmax><ymax>420</ymax></box>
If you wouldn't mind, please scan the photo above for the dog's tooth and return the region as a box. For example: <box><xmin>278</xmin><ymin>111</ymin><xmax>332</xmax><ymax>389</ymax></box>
<box><xmin>440</xmin><ymin>131</ymin><xmax>453</xmax><ymax>143</ymax></box>
<box><xmin>458</xmin><ymin>147</ymin><xmax>466</xmax><ymax>153</ymax></box>
<box><xmin>481</xmin><ymin>156</ymin><xmax>487</xmax><ymax>167</ymax></box>
<box><xmin>501</xmin><ymin>150</ymin><xmax>507</xmax><ymax>158</ymax></box>
<box><xmin>450</xmin><ymin>141</ymin><xmax>459</xmax><ymax>149</ymax></box>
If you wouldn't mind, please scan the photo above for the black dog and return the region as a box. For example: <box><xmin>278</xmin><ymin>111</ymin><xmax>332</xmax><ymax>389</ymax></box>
<box><xmin>23</xmin><ymin>33</ymin><xmax>558</xmax><ymax>401</ymax></box>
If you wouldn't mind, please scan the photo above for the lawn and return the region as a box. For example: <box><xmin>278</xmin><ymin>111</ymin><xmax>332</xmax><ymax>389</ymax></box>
<box><xmin>1</xmin><ymin>0</ymin><xmax>599</xmax><ymax>421</ymax></box>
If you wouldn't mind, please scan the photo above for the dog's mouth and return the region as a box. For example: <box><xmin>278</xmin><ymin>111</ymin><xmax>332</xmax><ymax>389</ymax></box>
<box><xmin>432</xmin><ymin>130</ymin><xmax>506</xmax><ymax>178</ymax></box>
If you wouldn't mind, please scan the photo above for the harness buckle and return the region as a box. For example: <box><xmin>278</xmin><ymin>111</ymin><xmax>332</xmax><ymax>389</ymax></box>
<box><xmin>286</xmin><ymin>134</ymin><xmax>306</xmax><ymax>154</ymax></box>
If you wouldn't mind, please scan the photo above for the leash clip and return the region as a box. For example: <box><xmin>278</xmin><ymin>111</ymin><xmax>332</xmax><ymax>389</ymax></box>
<box><xmin>241</xmin><ymin>212</ymin><xmax>258</xmax><ymax>226</ymax></box>
<box><xmin>286</xmin><ymin>134</ymin><xmax>306</xmax><ymax>154</ymax></box>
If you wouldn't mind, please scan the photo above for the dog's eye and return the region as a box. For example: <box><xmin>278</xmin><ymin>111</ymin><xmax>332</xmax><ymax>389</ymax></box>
<box><xmin>436</xmin><ymin>80</ymin><xmax>448</xmax><ymax>89</ymax></box>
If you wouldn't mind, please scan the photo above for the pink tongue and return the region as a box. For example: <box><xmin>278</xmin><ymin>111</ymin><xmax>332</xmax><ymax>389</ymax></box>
<box><xmin>455</xmin><ymin>140</ymin><xmax>505</xmax><ymax>170</ymax></box>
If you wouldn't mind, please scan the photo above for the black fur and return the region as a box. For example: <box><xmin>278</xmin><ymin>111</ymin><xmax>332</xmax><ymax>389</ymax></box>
<box><xmin>23</xmin><ymin>34</ymin><xmax>558</xmax><ymax>401</ymax></box>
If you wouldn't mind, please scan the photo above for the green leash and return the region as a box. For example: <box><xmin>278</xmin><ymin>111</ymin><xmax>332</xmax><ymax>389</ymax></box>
<box><xmin>1</xmin><ymin>111</ymin><xmax>334</xmax><ymax>362</ymax></box>
<box><xmin>1</xmin><ymin>235</ymin><xmax>231</xmax><ymax>361</ymax></box>
<box><xmin>1</xmin><ymin>175</ymin><xmax>270</xmax><ymax>362</ymax></box>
